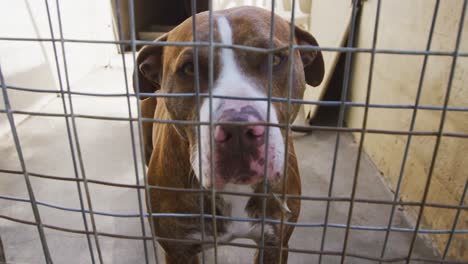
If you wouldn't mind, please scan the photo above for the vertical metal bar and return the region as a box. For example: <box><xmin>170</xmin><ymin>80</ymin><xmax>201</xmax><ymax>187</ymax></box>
<box><xmin>340</xmin><ymin>0</ymin><xmax>382</xmax><ymax>263</ymax></box>
<box><xmin>406</xmin><ymin>1</ymin><xmax>467</xmax><ymax>262</ymax></box>
<box><xmin>127</xmin><ymin>0</ymin><xmax>161</xmax><ymax>262</ymax></box>
<box><xmin>440</xmin><ymin>180</ymin><xmax>468</xmax><ymax>262</ymax></box>
<box><xmin>190</xmin><ymin>0</ymin><xmax>207</xmax><ymax>263</ymax></box>
<box><xmin>277</xmin><ymin>0</ymin><xmax>297</xmax><ymax>262</ymax></box>
<box><xmin>0</xmin><ymin>236</ymin><xmax>5</xmax><ymax>263</ymax></box>
<box><xmin>0</xmin><ymin>66</ymin><xmax>53</xmax><ymax>264</ymax></box>
<box><xmin>113</xmin><ymin>0</ymin><xmax>151</xmax><ymax>262</ymax></box>
<box><xmin>378</xmin><ymin>1</ymin><xmax>441</xmax><ymax>262</ymax></box>
<box><xmin>207</xmin><ymin>0</ymin><xmax>219</xmax><ymax>262</ymax></box>
<box><xmin>440</xmin><ymin>180</ymin><xmax>468</xmax><ymax>263</ymax></box>
<box><xmin>42</xmin><ymin>0</ymin><xmax>96</xmax><ymax>262</ymax></box>
<box><xmin>259</xmin><ymin>0</ymin><xmax>275</xmax><ymax>263</ymax></box>
<box><xmin>51</xmin><ymin>0</ymin><xmax>105</xmax><ymax>262</ymax></box>
<box><xmin>318</xmin><ymin>1</ymin><xmax>360</xmax><ymax>263</ymax></box>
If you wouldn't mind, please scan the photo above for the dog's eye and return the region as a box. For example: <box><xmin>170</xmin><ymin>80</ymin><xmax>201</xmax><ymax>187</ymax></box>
<box><xmin>272</xmin><ymin>54</ymin><xmax>284</xmax><ymax>67</ymax></box>
<box><xmin>181</xmin><ymin>62</ymin><xmax>194</xmax><ymax>76</ymax></box>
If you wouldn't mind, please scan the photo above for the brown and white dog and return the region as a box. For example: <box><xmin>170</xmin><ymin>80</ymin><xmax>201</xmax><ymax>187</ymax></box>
<box><xmin>134</xmin><ymin>6</ymin><xmax>324</xmax><ymax>264</ymax></box>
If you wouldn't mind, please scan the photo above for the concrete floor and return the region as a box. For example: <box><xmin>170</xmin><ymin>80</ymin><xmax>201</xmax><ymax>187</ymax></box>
<box><xmin>0</xmin><ymin>63</ymin><xmax>438</xmax><ymax>263</ymax></box>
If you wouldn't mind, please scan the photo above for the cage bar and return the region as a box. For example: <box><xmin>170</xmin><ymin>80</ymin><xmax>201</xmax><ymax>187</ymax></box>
<box><xmin>0</xmin><ymin>0</ymin><xmax>467</xmax><ymax>263</ymax></box>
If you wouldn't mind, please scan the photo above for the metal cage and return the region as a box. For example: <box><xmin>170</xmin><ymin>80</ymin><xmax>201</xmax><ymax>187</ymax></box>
<box><xmin>0</xmin><ymin>0</ymin><xmax>467</xmax><ymax>263</ymax></box>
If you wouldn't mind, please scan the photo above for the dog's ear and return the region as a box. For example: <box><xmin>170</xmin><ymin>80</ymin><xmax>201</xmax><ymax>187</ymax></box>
<box><xmin>295</xmin><ymin>27</ymin><xmax>325</xmax><ymax>87</ymax></box>
<box><xmin>133</xmin><ymin>34</ymin><xmax>168</xmax><ymax>99</ymax></box>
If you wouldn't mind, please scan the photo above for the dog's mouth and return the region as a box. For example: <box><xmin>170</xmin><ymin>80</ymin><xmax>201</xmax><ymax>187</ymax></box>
<box><xmin>190</xmin><ymin>136</ymin><xmax>284</xmax><ymax>190</ymax></box>
<box><xmin>191</xmin><ymin>121</ymin><xmax>285</xmax><ymax>189</ymax></box>
<box><xmin>192</xmin><ymin>97</ymin><xmax>286</xmax><ymax>189</ymax></box>
<box><xmin>212</xmin><ymin>140</ymin><xmax>275</xmax><ymax>188</ymax></box>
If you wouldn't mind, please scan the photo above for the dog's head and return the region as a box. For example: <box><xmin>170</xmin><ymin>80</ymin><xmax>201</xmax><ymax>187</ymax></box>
<box><xmin>134</xmin><ymin>7</ymin><xmax>324</xmax><ymax>189</ymax></box>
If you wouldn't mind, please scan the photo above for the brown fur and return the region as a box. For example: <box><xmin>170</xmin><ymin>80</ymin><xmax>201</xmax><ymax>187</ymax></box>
<box><xmin>135</xmin><ymin>6</ymin><xmax>324</xmax><ymax>263</ymax></box>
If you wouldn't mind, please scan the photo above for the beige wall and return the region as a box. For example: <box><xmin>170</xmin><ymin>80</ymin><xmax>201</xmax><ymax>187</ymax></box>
<box><xmin>347</xmin><ymin>0</ymin><xmax>468</xmax><ymax>260</ymax></box>
<box><xmin>304</xmin><ymin>1</ymin><xmax>353</xmax><ymax>119</ymax></box>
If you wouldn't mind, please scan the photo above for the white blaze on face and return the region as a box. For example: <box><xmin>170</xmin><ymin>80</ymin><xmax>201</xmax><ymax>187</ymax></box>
<box><xmin>190</xmin><ymin>16</ymin><xmax>285</xmax><ymax>188</ymax></box>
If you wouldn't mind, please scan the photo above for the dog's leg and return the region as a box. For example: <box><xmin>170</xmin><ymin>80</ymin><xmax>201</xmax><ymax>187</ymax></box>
<box><xmin>254</xmin><ymin>239</ymin><xmax>290</xmax><ymax>264</ymax></box>
<box><xmin>159</xmin><ymin>238</ymin><xmax>201</xmax><ymax>264</ymax></box>
<box><xmin>141</xmin><ymin>97</ymin><xmax>156</xmax><ymax>166</ymax></box>
<box><xmin>254</xmin><ymin>213</ymin><xmax>296</xmax><ymax>264</ymax></box>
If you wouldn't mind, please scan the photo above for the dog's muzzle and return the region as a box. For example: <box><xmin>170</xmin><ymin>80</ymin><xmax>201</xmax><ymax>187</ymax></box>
<box><xmin>190</xmin><ymin>95</ymin><xmax>285</xmax><ymax>190</ymax></box>
<box><xmin>213</xmin><ymin>106</ymin><xmax>268</xmax><ymax>186</ymax></box>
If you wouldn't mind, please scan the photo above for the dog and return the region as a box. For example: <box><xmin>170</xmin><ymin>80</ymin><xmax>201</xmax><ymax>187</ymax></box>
<box><xmin>134</xmin><ymin>6</ymin><xmax>324</xmax><ymax>264</ymax></box>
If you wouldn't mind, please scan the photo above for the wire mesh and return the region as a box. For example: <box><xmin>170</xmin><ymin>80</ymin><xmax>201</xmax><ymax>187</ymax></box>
<box><xmin>0</xmin><ymin>0</ymin><xmax>467</xmax><ymax>263</ymax></box>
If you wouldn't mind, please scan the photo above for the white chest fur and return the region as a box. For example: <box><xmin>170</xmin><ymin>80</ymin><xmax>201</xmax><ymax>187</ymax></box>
<box><xmin>220</xmin><ymin>184</ymin><xmax>274</xmax><ymax>242</ymax></box>
<box><xmin>189</xmin><ymin>183</ymin><xmax>273</xmax><ymax>245</ymax></box>
<box><xmin>222</xmin><ymin>184</ymin><xmax>255</xmax><ymax>239</ymax></box>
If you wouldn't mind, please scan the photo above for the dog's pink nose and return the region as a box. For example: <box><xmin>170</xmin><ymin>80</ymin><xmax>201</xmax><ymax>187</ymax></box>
<box><xmin>214</xmin><ymin>125</ymin><xmax>229</xmax><ymax>142</ymax></box>
<box><xmin>246</xmin><ymin>125</ymin><xmax>265</xmax><ymax>138</ymax></box>
<box><xmin>214</xmin><ymin>125</ymin><xmax>265</xmax><ymax>143</ymax></box>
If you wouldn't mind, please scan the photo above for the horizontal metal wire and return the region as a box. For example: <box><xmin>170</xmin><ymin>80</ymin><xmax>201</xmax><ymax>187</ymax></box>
<box><xmin>1</xmin><ymin>109</ymin><xmax>467</xmax><ymax>139</ymax></box>
<box><xmin>6</xmin><ymin>84</ymin><xmax>468</xmax><ymax>112</ymax></box>
<box><xmin>2</xmin><ymin>1</ymin><xmax>467</xmax><ymax>262</ymax></box>
<box><xmin>1</xmin><ymin>168</ymin><xmax>467</xmax><ymax>211</ymax></box>
<box><xmin>1</xmin><ymin>36</ymin><xmax>468</xmax><ymax>57</ymax></box>
<box><xmin>0</xmin><ymin>214</ymin><xmax>466</xmax><ymax>264</ymax></box>
<box><xmin>1</xmin><ymin>191</ymin><xmax>467</xmax><ymax>231</ymax></box>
